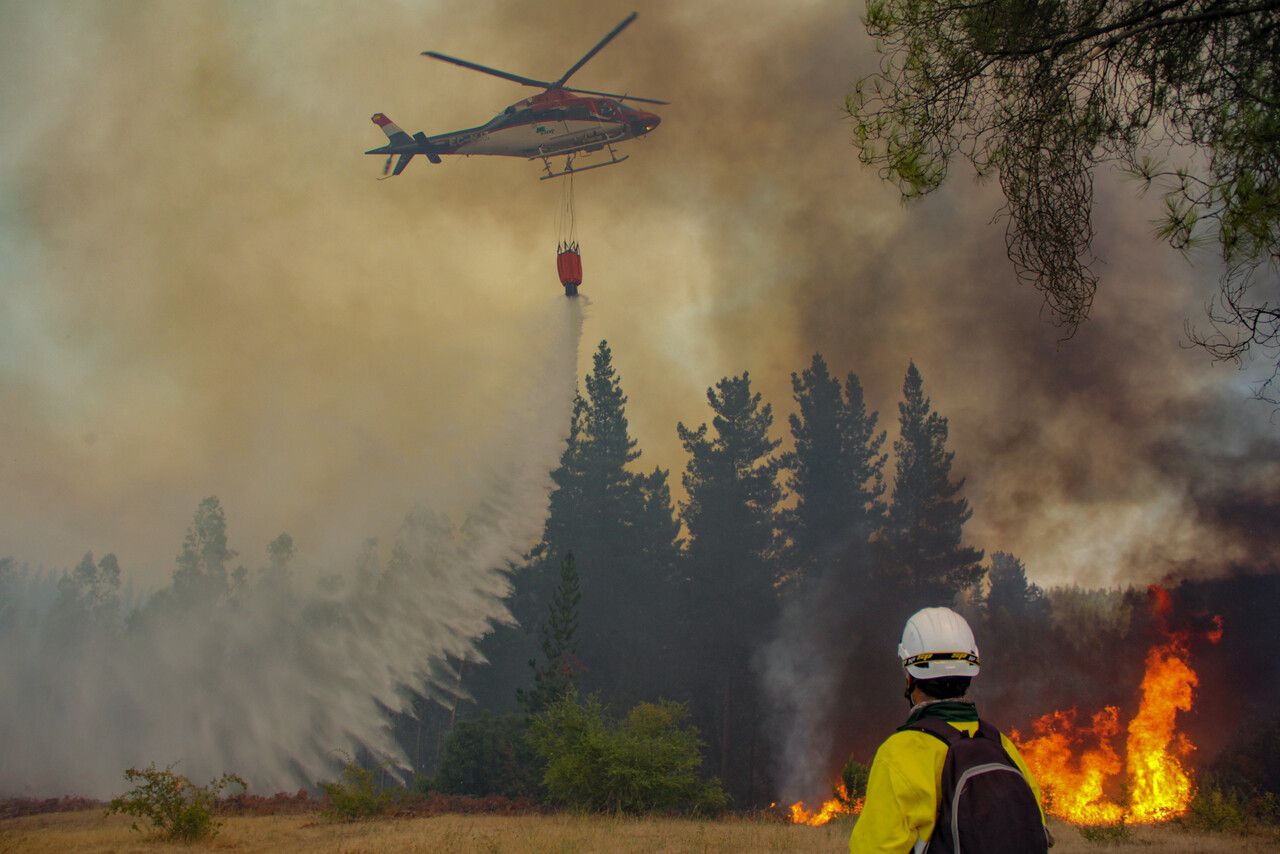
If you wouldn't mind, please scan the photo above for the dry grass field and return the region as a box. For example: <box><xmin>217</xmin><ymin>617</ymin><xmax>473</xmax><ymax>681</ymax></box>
<box><xmin>4</xmin><ymin>810</ymin><xmax>1280</xmax><ymax>853</ymax></box>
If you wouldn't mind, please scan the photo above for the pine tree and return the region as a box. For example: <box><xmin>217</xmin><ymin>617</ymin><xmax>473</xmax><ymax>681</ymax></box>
<box><xmin>882</xmin><ymin>363</ymin><xmax>983</xmax><ymax>605</ymax></box>
<box><xmin>679</xmin><ymin>373</ymin><xmax>782</xmax><ymax>590</ymax></box>
<box><xmin>50</xmin><ymin>552</ymin><xmax>122</xmax><ymax>639</ymax></box>
<box><xmin>975</xmin><ymin>551</ymin><xmax>1054</xmax><ymax>718</ymax></box>
<box><xmin>763</xmin><ymin>357</ymin><xmax>889</xmax><ymax>813</ymax></box>
<box><xmin>171</xmin><ymin>496</ymin><xmax>237</xmax><ymax>608</ymax></box>
<box><xmin>470</xmin><ymin>342</ymin><xmax>681</xmax><ymax>711</ymax></box>
<box><xmin>637</xmin><ymin>466</ymin><xmax>683</xmax><ymax>578</ymax></box>
<box><xmin>518</xmin><ymin>553</ymin><xmax>582</xmax><ymax>716</ymax></box>
<box><xmin>986</xmin><ymin>552</ymin><xmax>1049</xmax><ymax>626</ymax></box>
<box><xmin>677</xmin><ymin>371</ymin><xmax>782</xmax><ymax>800</ymax></box>
<box><xmin>266</xmin><ymin>533</ymin><xmax>295</xmax><ymax>582</ymax></box>
<box><xmin>781</xmin><ymin>354</ymin><xmax>887</xmax><ymax>588</ymax></box>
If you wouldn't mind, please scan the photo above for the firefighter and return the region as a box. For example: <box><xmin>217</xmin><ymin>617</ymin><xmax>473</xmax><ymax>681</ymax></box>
<box><xmin>849</xmin><ymin>607</ymin><xmax>1052</xmax><ymax>853</ymax></box>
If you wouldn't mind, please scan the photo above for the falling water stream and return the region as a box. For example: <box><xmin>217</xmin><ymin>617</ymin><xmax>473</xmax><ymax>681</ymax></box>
<box><xmin>0</xmin><ymin>298</ymin><xmax>583</xmax><ymax>797</ymax></box>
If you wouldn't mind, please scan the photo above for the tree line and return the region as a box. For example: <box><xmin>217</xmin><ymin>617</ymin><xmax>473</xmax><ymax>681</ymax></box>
<box><xmin>11</xmin><ymin>339</ymin><xmax>1277</xmax><ymax>810</ymax></box>
<box><xmin>462</xmin><ymin>341</ymin><xmax>988</xmax><ymax>805</ymax></box>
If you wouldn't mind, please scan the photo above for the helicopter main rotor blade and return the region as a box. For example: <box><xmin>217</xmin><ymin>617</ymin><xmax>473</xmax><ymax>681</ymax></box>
<box><xmin>551</xmin><ymin>11</ymin><xmax>637</xmax><ymax>90</ymax></box>
<box><xmin>421</xmin><ymin>51</ymin><xmax>551</xmax><ymax>89</ymax></box>
<box><xmin>561</xmin><ymin>86</ymin><xmax>668</xmax><ymax>105</ymax></box>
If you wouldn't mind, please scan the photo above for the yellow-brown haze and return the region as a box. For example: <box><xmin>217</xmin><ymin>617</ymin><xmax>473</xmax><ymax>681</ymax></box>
<box><xmin>2</xmin><ymin>1</ymin><xmax>1276</xmax><ymax>588</ymax></box>
<box><xmin>1</xmin><ymin>3</ymin><xmax>590</xmax><ymax>789</ymax></box>
<box><xmin>2</xmin><ymin>0</ymin><xmax>1279</xmax><ymax>805</ymax></box>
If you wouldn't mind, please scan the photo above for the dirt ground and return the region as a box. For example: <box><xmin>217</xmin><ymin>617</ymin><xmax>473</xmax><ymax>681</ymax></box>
<box><xmin>3</xmin><ymin>810</ymin><xmax>1277</xmax><ymax>853</ymax></box>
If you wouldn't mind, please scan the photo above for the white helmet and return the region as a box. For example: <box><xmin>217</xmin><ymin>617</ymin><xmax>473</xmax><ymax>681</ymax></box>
<box><xmin>898</xmin><ymin>607</ymin><xmax>980</xmax><ymax>679</ymax></box>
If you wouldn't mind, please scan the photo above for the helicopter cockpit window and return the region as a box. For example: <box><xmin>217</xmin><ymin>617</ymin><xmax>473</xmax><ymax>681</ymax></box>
<box><xmin>484</xmin><ymin>105</ymin><xmax>526</xmax><ymax>130</ymax></box>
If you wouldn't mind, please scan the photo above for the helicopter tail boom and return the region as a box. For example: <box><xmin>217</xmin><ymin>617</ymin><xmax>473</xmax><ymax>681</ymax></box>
<box><xmin>369</xmin><ymin>115</ymin><xmax>444</xmax><ymax>177</ymax></box>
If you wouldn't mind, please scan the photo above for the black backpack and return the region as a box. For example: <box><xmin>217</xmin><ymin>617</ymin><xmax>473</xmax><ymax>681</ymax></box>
<box><xmin>901</xmin><ymin>717</ymin><xmax>1050</xmax><ymax>854</ymax></box>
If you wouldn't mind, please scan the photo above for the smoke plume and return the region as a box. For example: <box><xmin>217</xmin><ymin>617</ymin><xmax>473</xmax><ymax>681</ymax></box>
<box><xmin>0</xmin><ymin>298</ymin><xmax>581</xmax><ymax>797</ymax></box>
<box><xmin>1</xmin><ymin>0</ymin><xmax>1277</xmax><ymax>806</ymax></box>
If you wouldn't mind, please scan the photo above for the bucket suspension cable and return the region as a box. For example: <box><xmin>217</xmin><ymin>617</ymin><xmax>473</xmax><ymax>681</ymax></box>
<box><xmin>555</xmin><ymin>171</ymin><xmax>582</xmax><ymax>296</ymax></box>
<box><xmin>556</xmin><ymin>170</ymin><xmax>577</xmax><ymax>252</ymax></box>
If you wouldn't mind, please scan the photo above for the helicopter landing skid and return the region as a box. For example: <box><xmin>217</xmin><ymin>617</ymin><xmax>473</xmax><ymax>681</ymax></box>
<box><xmin>537</xmin><ymin>146</ymin><xmax>629</xmax><ymax>181</ymax></box>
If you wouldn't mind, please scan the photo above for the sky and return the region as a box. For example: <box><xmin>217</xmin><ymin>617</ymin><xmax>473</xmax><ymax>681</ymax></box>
<box><xmin>1</xmin><ymin>0</ymin><xmax>1277</xmax><ymax>592</ymax></box>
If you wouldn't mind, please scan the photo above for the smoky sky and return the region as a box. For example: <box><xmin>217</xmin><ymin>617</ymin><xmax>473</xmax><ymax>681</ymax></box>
<box><xmin>1</xmin><ymin>0</ymin><xmax>1276</xmax><ymax>589</ymax></box>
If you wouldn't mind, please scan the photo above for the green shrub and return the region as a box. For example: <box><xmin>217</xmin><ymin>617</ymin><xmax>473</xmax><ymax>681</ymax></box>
<box><xmin>1205</xmin><ymin>713</ymin><xmax>1280</xmax><ymax>798</ymax></box>
<box><xmin>319</xmin><ymin>758</ymin><xmax>395</xmax><ymax>820</ymax></box>
<box><xmin>839</xmin><ymin>758</ymin><xmax>870</xmax><ymax>806</ymax></box>
<box><xmin>106</xmin><ymin>763</ymin><xmax>244</xmax><ymax>841</ymax></box>
<box><xmin>410</xmin><ymin>774</ymin><xmax>435</xmax><ymax>796</ymax></box>
<box><xmin>1077</xmin><ymin>819</ymin><xmax>1132</xmax><ymax>844</ymax></box>
<box><xmin>1247</xmin><ymin>791</ymin><xmax>1280</xmax><ymax>826</ymax></box>
<box><xmin>529</xmin><ymin>691</ymin><xmax>728</xmax><ymax>816</ymax></box>
<box><xmin>437</xmin><ymin>712</ymin><xmax>543</xmax><ymax>799</ymax></box>
<box><xmin>1183</xmin><ymin>777</ymin><xmax>1280</xmax><ymax>833</ymax></box>
<box><xmin>1185</xmin><ymin>783</ymin><xmax>1249</xmax><ymax>833</ymax></box>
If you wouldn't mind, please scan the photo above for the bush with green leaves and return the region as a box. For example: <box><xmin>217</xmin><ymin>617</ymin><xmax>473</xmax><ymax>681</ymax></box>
<box><xmin>838</xmin><ymin>757</ymin><xmax>870</xmax><ymax>806</ymax></box>
<box><xmin>1183</xmin><ymin>778</ymin><xmax>1280</xmax><ymax>833</ymax></box>
<box><xmin>1195</xmin><ymin>714</ymin><xmax>1280</xmax><ymax>831</ymax></box>
<box><xmin>319</xmin><ymin>757</ymin><xmax>395</xmax><ymax>820</ymax></box>
<box><xmin>410</xmin><ymin>773</ymin><xmax>435</xmax><ymax>796</ymax></box>
<box><xmin>529</xmin><ymin>691</ymin><xmax>728</xmax><ymax>816</ymax></box>
<box><xmin>437</xmin><ymin>712</ymin><xmax>543</xmax><ymax>799</ymax></box>
<box><xmin>1186</xmin><ymin>784</ymin><xmax>1249</xmax><ymax>833</ymax></box>
<box><xmin>106</xmin><ymin>763</ymin><xmax>244</xmax><ymax>841</ymax></box>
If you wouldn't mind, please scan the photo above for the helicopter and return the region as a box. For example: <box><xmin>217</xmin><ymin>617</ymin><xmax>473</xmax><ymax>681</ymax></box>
<box><xmin>366</xmin><ymin>12</ymin><xmax>665</xmax><ymax>181</ymax></box>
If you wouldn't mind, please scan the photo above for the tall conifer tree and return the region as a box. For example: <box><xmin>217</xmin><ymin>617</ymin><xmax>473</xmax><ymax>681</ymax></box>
<box><xmin>473</xmin><ymin>342</ymin><xmax>681</xmax><ymax>711</ymax></box>
<box><xmin>679</xmin><ymin>374</ymin><xmax>782</xmax><ymax>588</ymax></box>
<box><xmin>882</xmin><ymin>362</ymin><xmax>983</xmax><ymax>604</ymax></box>
<box><xmin>677</xmin><ymin>371</ymin><xmax>782</xmax><ymax>800</ymax></box>
<box><xmin>782</xmin><ymin>354</ymin><xmax>887</xmax><ymax>588</ymax></box>
<box><xmin>172</xmin><ymin>496</ymin><xmax>236</xmax><ymax>607</ymax></box>
<box><xmin>518</xmin><ymin>552</ymin><xmax>581</xmax><ymax>715</ymax></box>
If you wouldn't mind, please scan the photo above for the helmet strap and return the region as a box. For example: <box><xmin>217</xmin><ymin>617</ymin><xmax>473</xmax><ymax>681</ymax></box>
<box><xmin>903</xmin><ymin>675</ymin><xmax>916</xmax><ymax>708</ymax></box>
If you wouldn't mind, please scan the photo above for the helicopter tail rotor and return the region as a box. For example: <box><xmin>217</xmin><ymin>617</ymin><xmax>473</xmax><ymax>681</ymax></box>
<box><xmin>369</xmin><ymin>113</ymin><xmax>436</xmax><ymax>178</ymax></box>
<box><xmin>378</xmin><ymin>152</ymin><xmax>417</xmax><ymax>179</ymax></box>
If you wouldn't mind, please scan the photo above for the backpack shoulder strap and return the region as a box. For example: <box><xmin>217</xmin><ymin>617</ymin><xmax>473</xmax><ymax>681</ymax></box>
<box><xmin>974</xmin><ymin>718</ymin><xmax>1016</xmax><ymax>750</ymax></box>
<box><xmin>900</xmin><ymin>716</ymin><xmax>969</xmax><ymax>746</ymax></box>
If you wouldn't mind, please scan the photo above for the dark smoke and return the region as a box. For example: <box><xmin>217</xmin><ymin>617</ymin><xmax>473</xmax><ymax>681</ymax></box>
<box><xmin>1</xmin><ymin>0</ymin><xmax>1277</xmax><ymax>806</ymax></box>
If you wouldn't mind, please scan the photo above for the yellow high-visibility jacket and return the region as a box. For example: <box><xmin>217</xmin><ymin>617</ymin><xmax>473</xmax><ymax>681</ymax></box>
<box><xmin>848</xmin><ymin>716</ymin><xmax>1046</xmax><ymax>853</ymax></box>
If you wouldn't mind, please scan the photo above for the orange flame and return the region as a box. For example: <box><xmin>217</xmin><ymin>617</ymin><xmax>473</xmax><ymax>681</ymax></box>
<box><xmin>1013</xmin><ymin>596</ymin><xmax>1220</xmax><ymax>826</ymax></box>
<box><xmin>1124</xmin><ymin>637</ymin><xmax>1197</xmax><ymax>822</ymax></box>
<box><xmin>1012</xmin><ymin>706</ymin><xmax>1126</xmax><ymax>825</ymax></box>
<box><xmin>787</xmin><ymin>783</ymin><xmax>862</xmax><ymax>826</ymax></box>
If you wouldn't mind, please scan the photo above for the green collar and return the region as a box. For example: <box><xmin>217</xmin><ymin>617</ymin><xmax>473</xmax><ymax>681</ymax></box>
<box><xmin>899</xmin><ymin>699</ymin><xmax>979</xmax><ymax>729</ymax></box>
